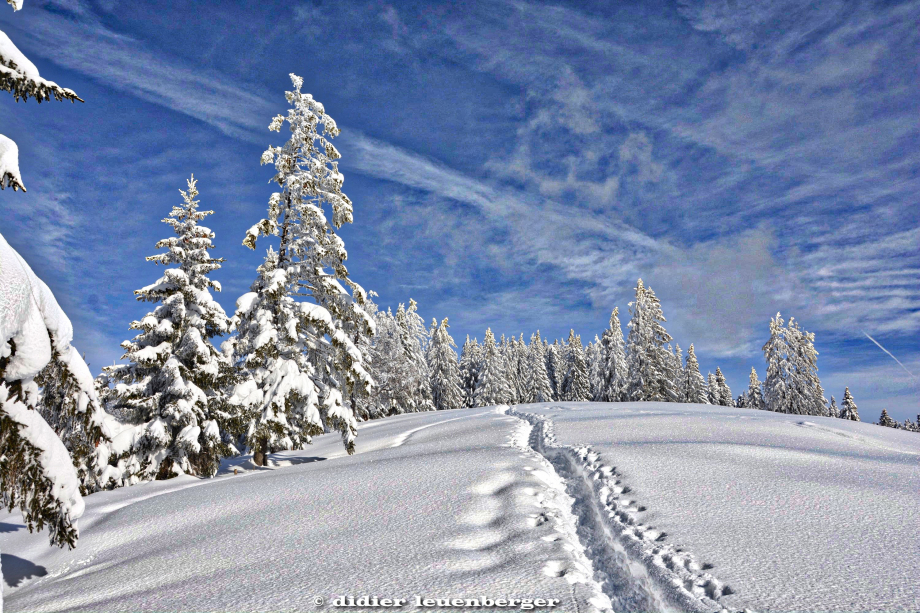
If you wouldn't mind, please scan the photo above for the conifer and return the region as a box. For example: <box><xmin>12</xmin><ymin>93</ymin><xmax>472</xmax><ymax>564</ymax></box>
<box><xmin>683</xmin><ymin>344</ymin><xmax>708</xmax><ymax>404</ymax></box>
<box><xmin>427</xmin><ymin>318</ymin><xmax>463</xmax><ymax>411</ymax></box>
<box><xmin>839</xmin><ymin>387</ymin><xmax>860</xmax><ymax>421</ymax></box>
<box><xmin>105</xmin><ymin>176</ymin><xmax>238</xmax><ymax>480</ymax></box>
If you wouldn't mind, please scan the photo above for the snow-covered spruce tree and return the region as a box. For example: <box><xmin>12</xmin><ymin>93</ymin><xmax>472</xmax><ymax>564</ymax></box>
<box><xmin>714</xmin><ymin>367</ymin><xmax>732</xmax><ymax>407</ymax></box>
<box><xmin>458</xmin><ymin>336</ymin><xmax>481</xmax><ymax>407</ymax></box>
<box><xmin>683</xmin><ymin>344</ymin><xmax>708</xmax><ymax>404</ymax></box>
<box><xmin>588</xmin><ymin>335</ymin><xmax>604</xmax><ymax>401</ymax></box>
<box><xmin>546</xmin><ymin>341</ymin><xmax>564</xmax><ymax>401</ymax></box>
<box><xmin>499</xmin><ymin>335</ymin><xmax>519</xmax><ymax>404</ymax></box>
<box><xmin>626</xmin><ymin>279</ymin><xmax>675</xmax><ymax>402</ymax></box>
<box><xmin>745</xmin><ymin>367</ymin><xmax>765</xmax><ymax>410</ymax></box>
<box><xmin>232</xmin><ymin>75</ymin><xmax>374</xmax><ymax>463</ymax></box>
<box><xmin>600</xmin><ymin>308</ymin><xmax>628</xmax><ymax>402</ymax></box>
<box><xmin>878</xmin><ymin>409</ymin><xmax>896</xmax><ymax>428</ymax></box>
<box><xmin>706</xmin><ymin>373</ymin><xmax>718</xmax><ymax>405</ymax></box>
<box><xmin>762</xmin><ymin>313</ymin><xmax>826</xmax><ymax>415</ymax></box>
<box><xmin>427</xmin><ymin>318</ymin><xmax>463</xmax><ymax>411</ymax></box>
<box><xmin>35</xmin><ymin>345</ymin><xmax>120</xmax><ymax>494</ymax></box>
<box><xmin>0</xmin><ymin>235</ymin><xmax>96</xmax><ymax>559</ymax></box>
<box><xmin>104</xmin><ymin>176</ymin><xmax>238</xmax><ymax>480</ymax></box>
<box><xmin>395</xmin><ymin>300</ymin><xmax>435</xmax><ymax>412</ymax></box>
<box><xmin>672</xmin><ymin>344</ymin><xmax>684</xmax><ymax>405</ymax></box>
<box><xmin>526</xmin><ymin>331</ymin><xmax>554</xmax><ymax>403</ymax></box>
<box><xmin>839</xmin><ymin>387</ymin><xmax>859</xmax><ymax>421</ymax></box>
<box><xmin>561</xmin><ymin>331</ymin><xmax>591</xmax><ymax>402</ymax></box>
<box><xmin>363</xmin><ymin>307</ymin><xmax>411</xmax><ymax>417</ymax></box>
<box><xmin>472</xmin><ymin>329</ymin><xmax>514</xmax><ymax>407</ymax></box>
<box><xmin>827</xmin><ymin>395</ymin><xmax>839</xmax><ymax>419</ymax></box>
<box><xmin>664</xmin><ymin>344</ymin><xmax>683</xmax><ymax>404</ymax></box>
<box><xmin>514</xmin><ymin>334</ymin><xmax>529</xmax><ymax>403</ymax></box>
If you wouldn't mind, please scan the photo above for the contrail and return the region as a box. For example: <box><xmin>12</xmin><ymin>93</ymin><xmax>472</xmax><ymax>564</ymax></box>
<box><xmin>862</xmin><ymin>331</ymin><xmax>916</xmax><ymax>379</ymax></box>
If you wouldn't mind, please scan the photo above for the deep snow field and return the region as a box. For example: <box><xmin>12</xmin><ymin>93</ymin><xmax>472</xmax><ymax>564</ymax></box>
<box><xmin>1</xmin><ymin>403</ymin><xmax>918</xmax><ymax>613</ymax></box>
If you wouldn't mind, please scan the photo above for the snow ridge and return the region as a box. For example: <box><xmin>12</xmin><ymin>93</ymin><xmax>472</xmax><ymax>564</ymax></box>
<box><xmin>508</xmin><ymin>407</ymin><xmax>754</xmax><ymax>613</ymax></box>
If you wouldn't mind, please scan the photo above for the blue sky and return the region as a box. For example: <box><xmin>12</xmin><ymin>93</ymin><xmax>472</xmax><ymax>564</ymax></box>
<box><xmin>2</xmin><ymin>0</ymin><xmax>918</xmax><ymax>421</ymax></box>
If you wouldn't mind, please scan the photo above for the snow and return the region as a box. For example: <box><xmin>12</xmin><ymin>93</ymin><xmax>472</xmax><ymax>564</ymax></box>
<box><xmin>2</xmin><ymin>401</ymin><xmax>917</xmax><ymax>612</ymax></box>
<box><xmin>1</xmin><ymin>407</ymin><xmax>611</xmax><ymax>613</ymax></box>
<box><xmin>0</xmin><ymin>135</ymin><xmax>23</xmax><ymax>192</ymax></box>
<box><xmin>517</xmin><ymin>402</ymin><xmax>920</xmax><ymax>612</ymax></box>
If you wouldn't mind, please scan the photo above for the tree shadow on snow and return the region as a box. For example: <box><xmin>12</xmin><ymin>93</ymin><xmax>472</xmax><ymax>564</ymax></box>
<box><xmin>1</xmin><ymin>553</ymin><xmax>47</xmax><ymax>587</ymax></box>
<box><xmin>0</xmin><ymin>522</ymin><xmax>23</xmax><ymax>533</ymax></box>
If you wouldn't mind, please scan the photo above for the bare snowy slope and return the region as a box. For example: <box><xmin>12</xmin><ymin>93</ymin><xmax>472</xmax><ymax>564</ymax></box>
<box><xmin>517</xmin><ymin>402</ymin><xmax>920</xmax><ymax>613</ymax></box>
<box><xmin>2</xmin><ymin>403</ymin><xmax>917</xmax><ymax>613</ymax></box>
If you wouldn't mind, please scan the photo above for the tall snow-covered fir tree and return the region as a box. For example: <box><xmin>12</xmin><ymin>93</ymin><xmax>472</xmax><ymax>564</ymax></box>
<box><xmin>231</xmin><ymin>75</ymin><xmax>374</xmax><ymax>463</ymax></box>
<box><xmin>600</xmin><ymin>308</ymin><xmax>628</xmax><ymax>402</ymax></box>
<box><xmin>561</xmin><ymin>331</ymin><xmax>591</xmax><ymax>402</ymax></box>
<box><xmin>395</xmin><ymin>300</ymin><xmax>435</xmax><ymax>412</ymax></box>
<box><xmin>426</xmin><ymin>318</ymin><xmax>463</xmax><ymax>411</ymax></box>
<box><xmin>587</xmin><ymin>335</ymin><xmax>604</xmax><ymax>401</ymax></box>
<box><xmin>525</xmin><ymin>331</ymin><xmax>554</xmax><ymax>403</ymax></box>
<box><xmin>714</xmin><ymin>367</ymin><xmax>732</xmax><ymax>407</ymax></box>
<box><xmin>672</xmin><ymin>344</ymin><xmax>684</xmax><ymax>405</ymax></box>
<box><xmin>104</xmin><ymin>176</ymin><xmax>238</xmax><ymax>480</ymax></box>
<box><xmin>839</xmin><ymin>387</ymin><xmax>859</xmax><ymax>421</ymax></box>
<box><xmin>706</xmin><ymin>373</ymin><xmax>718</xmax><ymax>405</ymax></box>
<box><xmin>546</xmin><ymin>341</ymin><xmax>564</xmax><ymax>401</ymax></box>
<box><xmin>762</xmin><ymin>313</ymin><xmax>826</xmax><ymax>415</ymax></box>
<box><xmin>683</xmin><ymin>344</ymin><xmax>708</xmax><ymax>404</ymax></box>
<box><xmin>472</xmin><ymin>329</ymin><xmax>514</xmax><ymax>407</ymax></box>
<box><xmin>745</xmin><ymin>367</ymin><xmax>765</xmax><ymax>410</ymax></box>
<box><xmin>626</xmin><ymin>279</ymin><xmax>674</xmax><ymax>402</ymax></box>
<box><xmin>458</xmin><ymin>336</ymin><xmax>481</xmax><ymax>408</ymax></box>
<box><xmin>364</xmin><ymin>307</ymin><xmax>412</xmax><ymax>417</ymax></box>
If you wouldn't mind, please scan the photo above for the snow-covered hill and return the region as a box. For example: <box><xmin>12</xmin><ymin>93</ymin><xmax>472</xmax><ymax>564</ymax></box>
<box><xmin>2</xmin><ymin>403</ymin><xmax>918</xmax><ymax>612</ymax></box>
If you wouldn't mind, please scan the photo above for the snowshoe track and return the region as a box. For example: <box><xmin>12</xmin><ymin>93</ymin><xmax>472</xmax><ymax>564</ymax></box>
<box><xmin>507</xmin><ymin>407</ymin><xmax>755</xmax><ymax>613</ymax></box>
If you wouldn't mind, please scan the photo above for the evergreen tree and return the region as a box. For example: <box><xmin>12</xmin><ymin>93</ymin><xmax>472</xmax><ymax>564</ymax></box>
<box><xmin>395</xmin><ymin>300</ymin><xmax>435</xmax><ymax>412</ymax></box>
<box><xmin>499</xmin><ymin>335</ymin><xmax>520</xmax><ymax>404</ymax></box>
<box><xmin>546</xmin><ymin>341</ymin><xmax>565</xmax><ymax>401</ymax></box>
<box><xmin>35</xmin><ymin>345</ymin><xmax>116</xmax><ymax>494</ymax></box>
<box><xmin>365</xmin><ymin>307</ymin><xmax>412</xmax><ymax>417</ymax></box>
<box><xmin>525</xmin><ymin>331</ymin><xmax>554</xmax><ymax>403</ymax></box>
<box><xmin>587</xmin><ymin>335</ymin><xmax>603</xmax><ymax>401</ymax></box>
<box><xmin>561</xmin><ymin>331</ymin><xmax>591</xmax><ymax>401</ymax></box>
<box><xmin>427</xmin><ymin>318</ymin><xmax>463</xmax><ymax>411</ymax></box>
<box><xmin>683</xmin><ymin>344</ymin><xmax>708</xmax><ymax>404</ymax></box>
<box><xmin>839</xmin><ymin>387</ymin><xmax>860</xmax><ymax>421</ymax></box>
<box><xmin>762</xmin><ymin>313</ymin><xmax>826</xmax><ymax>415</ymax></box>
<box><xmin>626</xmin><ymin>279</ymin><xmax>674</xmax><ymax>401</ymax></box>
<box><xmin>233</xmin><ymin>76</ymin><xmax>374</xmax><ymax>462</ymax></box>
<box><xmin>458</xmin><ymin>336</ymin><xmax>481</xmax><ymax>408</ymax></box>
<box><xmin>472</xmin><ymin>329</ymin><xmax>514</xmax><ymax>407</ymax></box>
<box><xmin>827</xmin><ymin>395</ymin><xmax>839</xmax><ymax>419</ymax></box>
<box><xmin>745</xmin><ymin>367</ymin><xmax>765</xmax><ymax>410</ymax></box>
<box><xmin>673</xmin><ymin>344</ymin><xmax>685</xmax><ymax>405</ymax></box>
<box><xmin>707</xmin><ymin>372</ymin><xmax>719</xmax><ymax>405</ymax></box>
<box><xmin>600</xmin><ymin>308</ymin><xmax>628</xmax><ymax>402</ymax></box>
<box><xmin>105</xmin><ymin>176</ymin><xmax>238</xmax><ymax>480</ymax></box>
<box><xmin>877</xmin><ymin>409</ymin><xmax>896</xmax><ymax>428</ymax></box>
<box><xmin>714</xmin><ymin>367</ymin><xmax>732</xmax><ymax>407</ymax></box>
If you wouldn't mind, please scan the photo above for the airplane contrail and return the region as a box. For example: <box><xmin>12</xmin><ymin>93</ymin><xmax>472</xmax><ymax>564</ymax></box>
<box><xmin>862</xmin><ymin>331</ymin><xmax>916</xmax><ymax>379</ymax></box>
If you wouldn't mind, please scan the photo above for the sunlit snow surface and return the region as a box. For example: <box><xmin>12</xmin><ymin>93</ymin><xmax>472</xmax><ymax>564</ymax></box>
<box><xmin>520</xmin><ymin>402</ymin><xmax>920</xmax><ymax>612</ymax></box>
<box><xmin>0</xmin><ymin>408</ymin><xmax>610</xmax><ymax>613</ymax></box>
<box><xmin>2</xmin><ymin>403</ymin><xmax>918</xmax><ymax>612</ymax></box>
